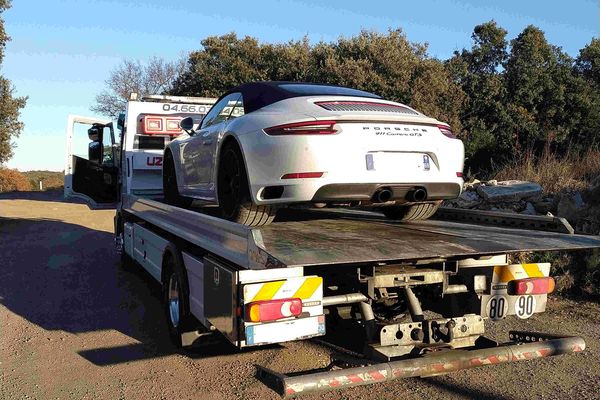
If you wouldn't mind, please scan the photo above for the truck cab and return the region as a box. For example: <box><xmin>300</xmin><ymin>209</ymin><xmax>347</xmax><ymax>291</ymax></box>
<box><xmin>64</xmin><ymin>93</ymin><xmax>216</xmax><ymax>207</ymax></box>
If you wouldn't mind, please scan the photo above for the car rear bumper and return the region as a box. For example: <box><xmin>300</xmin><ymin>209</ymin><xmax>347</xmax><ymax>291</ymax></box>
<box><xmin>310</xmin><ymin>182</ymin><xmax>461</xmax><ymax>202</ymax></box>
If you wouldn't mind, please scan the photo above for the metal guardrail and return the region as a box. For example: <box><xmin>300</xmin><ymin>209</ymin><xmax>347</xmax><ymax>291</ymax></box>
<box><xmin>256</xmin><ymin>331</ymin><xmax>585</xmax><ymax>397</ymax></box>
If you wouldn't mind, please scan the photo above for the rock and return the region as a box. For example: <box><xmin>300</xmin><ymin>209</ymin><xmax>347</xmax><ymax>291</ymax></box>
<box><xmin>463</xmin><ymin>179</ymin><xmax>481</xmax><ymax>191</ymax></box>
<box><xmin>454</xmin><ymin>190</ymin><xmax>482</xmax><ymax>208</ymax></box>
<box><xmin>520</xmin><ymin>202</ymin><xmax>537</xmax><ymax>215</ymax></box>
<box><xmin>476</xmin><ymin>181</ymin><xmax>543</xmax><ymax>203</ymax></box>
<box><xmin>486</xmin><ymin>180</ymin><xmax>498</xmax><ymax>186</ymax></box>
<box><xmin>532</xmin><ymin>199</ymin><xmax>554</xmax><ymax>214</ymax></box>
<box><xmin>556</xmin><ymin>191</ymin><xmax>585</xmax><ymax>222</ymax></box>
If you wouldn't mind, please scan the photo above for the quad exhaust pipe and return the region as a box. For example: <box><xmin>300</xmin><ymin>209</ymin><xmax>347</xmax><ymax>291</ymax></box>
<box><xmin>406</xmin><ymin>188</ymin><xmax>427</xmax><ymax>202</ymax></box>
<box><xmin>372</xmin><ymin>188</ymin><xmax>393</xmax><ymax>203</ymax></box>
<box><xmin>372</xmin><ymin>187</ymin><xmax>428</xmax><ymax>203</ymax></box>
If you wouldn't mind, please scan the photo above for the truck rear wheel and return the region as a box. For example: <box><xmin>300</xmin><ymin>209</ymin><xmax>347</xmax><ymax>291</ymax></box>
<box><xmin>162</xmin><ymin>248</ymin><xmax>193</xmax><ymax>348</ymax></box>
<box><xmin>163</xmin><ymin>151</ymin><xmax>192</xmax><ymax>208</ymax></box>
<box><xmin>381</xmin><ymin>202</ymin><xmax>441</xmax><ymax>221</ymax></box>
<box><xmin>217</xmin><ymin>141</ymin><xmax>277</xmax><ymax>226</ymax></box>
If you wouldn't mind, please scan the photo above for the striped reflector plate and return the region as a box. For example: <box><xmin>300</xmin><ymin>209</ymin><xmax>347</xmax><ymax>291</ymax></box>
<box><xmin>243</xmin><ymin>276</ymin><xmax>323</xmax><ymax>304</ymax></box>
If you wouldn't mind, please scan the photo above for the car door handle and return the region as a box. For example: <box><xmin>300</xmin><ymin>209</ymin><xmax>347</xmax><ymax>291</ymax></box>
<box><xmin>202</xmin><ymin>140</ymin><xmax>213</xmax><ymax>145</ymax></box>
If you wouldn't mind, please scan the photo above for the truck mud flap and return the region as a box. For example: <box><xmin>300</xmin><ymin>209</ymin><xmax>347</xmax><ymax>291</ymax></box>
<box><xmin>256</xmin><ymin>331</ymin><xmax>585</xmax><ymax>397</ymax></box>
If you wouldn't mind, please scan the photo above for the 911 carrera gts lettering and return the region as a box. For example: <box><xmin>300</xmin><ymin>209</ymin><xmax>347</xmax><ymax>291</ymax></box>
<box><xmin>375</xmin><ymin>132</ymin><xmax>423</xmax><ymax>137</ymax></box>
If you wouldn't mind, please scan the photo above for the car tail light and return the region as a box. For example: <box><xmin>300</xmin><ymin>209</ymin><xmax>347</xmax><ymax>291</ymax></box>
<box><xmin>456</xmin><ymin>172</ymin><xmax>463</xmax><ymax>178</ymax></box>
<box><xmin>437</xmin><ymin>124</ymin><xmax>456</xmax><ymax>139</ymax></box>
<box><xmin>281</xmin><ymin>172</ymin><xmax>324</xmax><ymax>179</ymax></box>
<box><xmin>264</xmin><ymin>120</ymin><xmax>339</xmax><ymax>135</ymax></box>
<box><xmin>507</xmin><ymin>277</ymin><xmax>555</xmax><ymax>295</ymax></box>
<box><xmin>246</xmin><ymin>298</ymin><xmax>303</xmax><ymax>322</ymax></box>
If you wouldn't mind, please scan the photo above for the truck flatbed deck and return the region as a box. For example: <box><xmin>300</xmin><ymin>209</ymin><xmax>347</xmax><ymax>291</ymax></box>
<box><xmin>124</xmin><ymin>195</ymin><xmax>600</xmax><ymax>269</ymax></box>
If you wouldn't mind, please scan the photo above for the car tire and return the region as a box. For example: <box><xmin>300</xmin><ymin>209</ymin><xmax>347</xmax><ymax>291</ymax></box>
<box><xmin>381</xmin><ymin>201</ymin><xmax>441</xmax><ymax>221</ymax></box>
<box><xmin>163</xmin><ymin>151</ymin><xmax>192</xmax><ymax>208</ymax></box>
<box><xmin>217</xmin><ymin>141</ymin><xmax>277</xmax><ymax>226</ymax></box>
<box><xmin>162</xmin><ymin>249</ymin><xmax>193</xmax><ymax>348</ymax></box>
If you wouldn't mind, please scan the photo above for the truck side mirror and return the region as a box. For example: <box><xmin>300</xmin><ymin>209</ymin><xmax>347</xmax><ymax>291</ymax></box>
<box><xmin>88</xmin><ymin>141</ymin><xmax>102</xmax><ymax>164</ymax></box>
<box><xmin>180</xmin><ymin>116</ymin><xmax>194</xmax><ymax>133</ymax></box>
<box><xmin>88</xmin><ymin>126</ymin><xmax>102</xmax><ymax>141</ymax></box>
<box><xmin>117</xmin><ymin>113</ymin><xmax>126</xmax><ymax>131</ymax></box>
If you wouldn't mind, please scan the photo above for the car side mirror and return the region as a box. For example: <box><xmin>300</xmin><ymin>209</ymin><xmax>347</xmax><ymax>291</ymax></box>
<box><xmin>180</xmin><ymin>116</ymin><xmax>194</xmax><ymax>133</ymax></box>
<box><xmin>88</xmin><ymin>141</ymin><xmax>102</xmax><ymax>164</ymax></box>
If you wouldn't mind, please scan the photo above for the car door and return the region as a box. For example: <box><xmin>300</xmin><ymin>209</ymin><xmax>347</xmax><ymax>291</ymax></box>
<box><xmin>179</xmin><ymin>93</ymin><xmax>241</xmax><ymax>189</ymax></box>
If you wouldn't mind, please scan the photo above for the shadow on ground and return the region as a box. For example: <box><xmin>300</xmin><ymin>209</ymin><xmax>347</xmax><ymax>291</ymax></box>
<box><xmin>0</xmin><ymin>212</ymin><xmax>244</xmax><ymax>367</ymax></box>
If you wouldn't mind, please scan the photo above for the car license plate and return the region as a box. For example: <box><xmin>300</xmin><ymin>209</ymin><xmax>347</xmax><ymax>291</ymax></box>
<box><xmin>365</xmin><ymin>152</ymin><xmax>429</xmax><ymax>171</ymax></box>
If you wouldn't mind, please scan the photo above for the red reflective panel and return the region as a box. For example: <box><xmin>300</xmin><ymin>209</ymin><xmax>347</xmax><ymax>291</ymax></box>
<box><xmin>281</xmin><ymin>172</ymin><xmax>324</xmax><ymax>179</ymax></box>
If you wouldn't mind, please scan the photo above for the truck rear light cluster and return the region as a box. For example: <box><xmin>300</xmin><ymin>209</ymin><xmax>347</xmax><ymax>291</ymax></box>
<box><xmin>264</xmin><ymin>120</ymin><xmax>339</xmax><ymax>135</ymax></box>
<box><xmin>139</xmin><ymin>115</ymin><xmax>184</xmax><ymax>135</ymax></box>
<box><xmin>246</xmin><ymin>298</ymin><xmax>303</xmax><ymax>322</ymax></box>
<box><xmin>507</xmin><ymin>277</ymin><xmax>555</xmax><ymax>295</ymax></box>
<box><xmin>437</xmin><ymin>124</ymin><xmax>456</xmax><ymax>139</ymax></box>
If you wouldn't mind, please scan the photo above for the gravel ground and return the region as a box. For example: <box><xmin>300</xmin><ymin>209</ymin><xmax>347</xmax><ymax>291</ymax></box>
<box><xmin>1</xmin><ymin>191</ymin><xmax>599</xmax><ymax>400</ymax></box>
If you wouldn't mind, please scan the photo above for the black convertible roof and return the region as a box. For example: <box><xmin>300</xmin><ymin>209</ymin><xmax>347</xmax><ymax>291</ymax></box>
<box><xmin>223</xmin><ymin>81</ymin><xmax>381</xmax><ymax>114</ymax></box>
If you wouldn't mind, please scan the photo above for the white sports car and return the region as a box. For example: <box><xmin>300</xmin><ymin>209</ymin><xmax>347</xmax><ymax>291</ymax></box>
<box><xmin>163</xmin><ymin>82</ymin><xmax>464</xmax><ymax>226</ymax></box>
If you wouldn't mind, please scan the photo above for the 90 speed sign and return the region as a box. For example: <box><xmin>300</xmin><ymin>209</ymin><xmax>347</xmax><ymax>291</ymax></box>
<box><xmin>486</xmin><ymin>295</ymin><xmax>537</xmax><ymax>321</ymax></box>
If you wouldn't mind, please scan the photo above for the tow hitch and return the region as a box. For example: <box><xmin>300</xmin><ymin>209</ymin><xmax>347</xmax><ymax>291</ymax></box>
<box><xmin>256</xmin><ymin>331</ymin><xmax>585</xmax><ymax>397</ymax></box>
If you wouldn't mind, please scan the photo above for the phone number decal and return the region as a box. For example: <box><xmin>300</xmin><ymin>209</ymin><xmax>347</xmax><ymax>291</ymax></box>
<box><xmin>162</xmin><ymin>104</ymin><xmax>211</xmax><ymax>114</ymax></box>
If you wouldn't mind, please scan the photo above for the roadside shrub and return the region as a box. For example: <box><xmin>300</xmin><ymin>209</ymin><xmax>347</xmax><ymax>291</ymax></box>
<box><xmin>23</xmin><ymin>171</ymin><xmax>64</xmax><ymax>191</ymax></box>
<box><xmin>0</xmin><ymin>168</ymin><xmax>31</xmax><ymax>192</ymax></box>
<box><xmin>528</xmin><ymin>250</ymin><xmax>600</xmax><ymax>300</ymax></box>
<box><xmin>493</xmin><ymin>150</ymin><xmax>600</xmax><ymax>194</ymax></box>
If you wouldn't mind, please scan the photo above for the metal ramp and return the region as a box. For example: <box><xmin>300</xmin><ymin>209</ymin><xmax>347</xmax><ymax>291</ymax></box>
<box><xmin>123</xmin><ymin>196</ymin><xmax>600</xmax><ymax>270</ymax></box>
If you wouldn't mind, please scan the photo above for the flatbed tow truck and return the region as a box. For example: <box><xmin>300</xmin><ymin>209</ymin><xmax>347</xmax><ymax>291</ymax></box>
<box><xmin>65</xmin><ymin>94</ymin><xmax>600</xmax><ymax>397</ymax></box>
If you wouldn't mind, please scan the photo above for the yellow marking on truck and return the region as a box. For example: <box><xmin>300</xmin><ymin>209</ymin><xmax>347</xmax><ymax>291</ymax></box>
<box><xmin>522</xmin><ymin>263</ymin><xmax>545</xmax><ymax>278</ymax></box>
<box><xmin>252</xmin><ymin>280</ymin><xmax>285</xmax><ymax>302</ymax></box>
<box><xmin>494</xmin><ymin>266</ymin><xmax>516</xmax><ymax>283</ymax></box>
<box><xmin>293</xmin><ymin>277</ymin><xmax>322</xmax><ymax>300</ymax></box>
<box><xmin>493</xmin><ymin>263</ymin><xmax>550</xmax><ymax>284</ymax></box>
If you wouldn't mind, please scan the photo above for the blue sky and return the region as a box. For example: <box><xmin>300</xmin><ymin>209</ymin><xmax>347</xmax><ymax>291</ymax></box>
<box><xmin>2</xmin><ymin>0</ymin><xmax>598</xmax><ymax>171</ymax></box>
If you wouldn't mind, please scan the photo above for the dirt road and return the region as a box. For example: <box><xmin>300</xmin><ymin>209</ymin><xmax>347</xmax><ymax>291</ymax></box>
<box><xmin>1</xmin><ymin>191</ymin><xmax>599</xmax><ymax>400</ymax></box>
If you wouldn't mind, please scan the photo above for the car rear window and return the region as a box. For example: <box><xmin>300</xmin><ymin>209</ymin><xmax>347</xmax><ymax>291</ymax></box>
<box><xmin>277</xmin><ymin>84</ymin><xmax>380</xmax><ymax>99</ymax></box>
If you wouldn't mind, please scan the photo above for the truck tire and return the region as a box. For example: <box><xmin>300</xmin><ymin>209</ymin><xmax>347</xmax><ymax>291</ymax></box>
<box><xmin>217</xmin><ymin>141</ymin><xmax>277</xmax><ymax>226</ymax></box>
<box><xmin>162</xmin><ymin>247</ymin><xmax>193</xmax><ymax>348</ymax></box>
<box><xmin>120</xmin><ymin>246</ymin><xmax>135</xmax><ymax>270</ymax></box>
<box><xmin>163</xmin><ymin>151</ymin><xmax>193</xmax><ymax>209</ymax></box>
<box><xmin>115</xmin><ymin>216</ymin><xmax>135</xmax><ymax>270</ymax></box>
<box><xmin>381</xmin><ymin>201</ymin><xmax>441</xmax><ymax>221</ymax></box>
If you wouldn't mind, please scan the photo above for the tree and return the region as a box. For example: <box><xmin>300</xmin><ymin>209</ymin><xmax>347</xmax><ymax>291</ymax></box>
<box><xmin>504</xmin><ymin>26</ymin><xmax>575</xmax><ymax>152</ymax></box>
<box><xmin>576</xmin><ymin>38</ymin><xmax>600</xmax><ymax>88</ymax></box>
<box><xmin>91</xmin><ymin>56</ymin><xmax>185</xmax><ymax>117</ymax></box>
<box><xmin>569</xmin><ymin>38</ymin><xmax>600</xmax><ymax>147</ymax></box>
<box><xmin>446</xmin><ymin>21</ymin><xmax>510</xmax><ymax>169</ymax></box>
<box><xmin>0</xmin><ymin>0</ymin><xmax>27</xmax><ymax>164</ymax></box>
